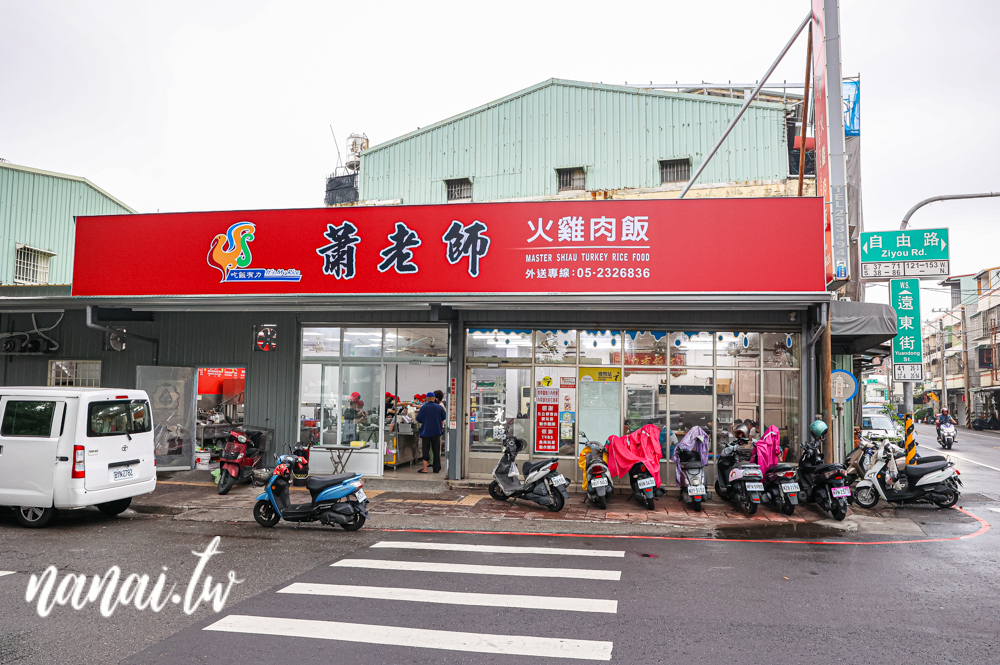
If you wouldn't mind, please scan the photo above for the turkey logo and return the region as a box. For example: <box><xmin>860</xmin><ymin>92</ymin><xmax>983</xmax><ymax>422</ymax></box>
<box><xmin>255</xmin><ymin>325</ymin><xmax>277</xmax><ymax>352</ymax></box>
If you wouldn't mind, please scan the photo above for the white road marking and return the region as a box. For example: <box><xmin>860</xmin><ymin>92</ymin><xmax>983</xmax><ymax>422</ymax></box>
<box><xmin>917</xmin><ymin>445</ymin><xmax>1000</xmax><ymax>473</ymax></box>
<box><xmin>279</xmin><ymin>582</ymin><xmax>618</xmax><ymax>613</ymax></box>
<box><xmin>204</xmin><ymin>614</ymin><xmax>614</xmax><ymax>661</ymax></box>
<box><xmin>332</xmin><ymin>558</ymin><xmax>621</xmax><ymax>581</ymax></box>
<box><xmin>987</xmin><ymin>507</ymin><xmax>1000</xmax><ymax>515</ymax></box>
<box><xmin>371</xmin><ymin>540</ymin><xmax>625</xmax><ymax>558</ymax></box>
<box><xmin>0</xmin><ymin>571</ymin><xmax>14</xmax><ymax>578</ymax></box>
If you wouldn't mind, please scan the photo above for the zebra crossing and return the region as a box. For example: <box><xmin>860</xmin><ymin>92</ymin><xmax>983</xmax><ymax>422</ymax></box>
<box><xmin>204</xmin><ymin>537</ymin><xmax>622</xmax><ymax>661</ymax></box>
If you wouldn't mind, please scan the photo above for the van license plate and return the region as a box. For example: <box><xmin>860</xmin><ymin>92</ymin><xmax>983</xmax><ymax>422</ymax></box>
<box><xmin>636</xmin><ymin>477</ymin><xmax>656</xmax><ymax>490</ymax></box>
<box><xmin>111</xmin><ymin>466</ymin><xmax>135</xmax><ymax>482</ymax></box>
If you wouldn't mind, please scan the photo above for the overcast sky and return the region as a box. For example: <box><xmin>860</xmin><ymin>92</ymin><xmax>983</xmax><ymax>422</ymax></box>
<box><xmin>2</xmin><ymin>0</ymin><xmax>998</xmax><ymax>314</ymax></box>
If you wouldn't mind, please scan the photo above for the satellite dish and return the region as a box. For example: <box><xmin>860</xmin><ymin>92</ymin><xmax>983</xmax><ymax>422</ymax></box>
<box><xmin>109</xmin><ymin>328</ymin><xmax>126</xmax><ymax>352</ymax></box>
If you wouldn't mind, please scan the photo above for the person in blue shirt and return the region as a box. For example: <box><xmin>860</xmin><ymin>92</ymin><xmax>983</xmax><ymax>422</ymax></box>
<box><xmin>416</xmin><ymin>391</ymin><xmax>446</xmax><ymax>473</ymax></box>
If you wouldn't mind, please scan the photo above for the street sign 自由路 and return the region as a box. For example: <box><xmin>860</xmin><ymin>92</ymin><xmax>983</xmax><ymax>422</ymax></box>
<box><xmin>890</xmin><ymin>278</ymin><xmax>924</xmax><ymax>382</ymax></box>
<box><xmin>860</xmin><ymin>228</ymin><xmax>949</xmax><ymax>280</ymax></box>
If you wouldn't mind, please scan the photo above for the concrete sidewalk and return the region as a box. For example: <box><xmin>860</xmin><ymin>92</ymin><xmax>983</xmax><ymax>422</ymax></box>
<box><xmin>131</xmin><ymin>469</ymin><xmax>979</xmax><ymax>539</ymax></box>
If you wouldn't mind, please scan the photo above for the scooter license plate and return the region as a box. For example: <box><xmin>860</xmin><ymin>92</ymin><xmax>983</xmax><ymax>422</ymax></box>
<box><xmin>780</xmin><ymin>482</ymin><xmax>800</xmax><ymax>493</ymax></box>
<box><xmin>590</xmin><ymin>477</ymin><xmax>609</xmax><ymax>488</ymax></box>
<box><xmin>745</xmin><ymin>482</ymin><xmax>765</xmax><ymax>492</ymax></box>
<box><xmin>354</xmin><ymin>488</ymin><xmax>367</xmax><ymax>502</ymax></box>
<box><xmin>830</xmin><ymin>486</ymin><xmax>851</xmax><ymax>498</ymax></box>
<box><xmin>687</xmin><ymin>485</ymin><xmax>706</xmax><ymax>496</ymax></box>
<box><xmin>550</xmin><ymin>474</ymin><xmax>567</xmax><ymax>486</ymax></box>
<box><xmin>636</xmin><ymin>477</ymin><xmax>656</xmax><ymax>490</ymax></box>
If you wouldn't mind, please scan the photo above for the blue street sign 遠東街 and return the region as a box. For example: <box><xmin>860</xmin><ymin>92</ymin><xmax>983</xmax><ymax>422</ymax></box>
<box><xmin>890</xmin><ymin>278</ymin><xmax>924</xmax><ymax>382</ymax></box>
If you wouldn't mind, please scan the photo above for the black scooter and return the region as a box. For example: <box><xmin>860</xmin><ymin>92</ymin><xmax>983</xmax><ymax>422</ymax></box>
<box><xmin>796</xmin><ymin>434</ymin><xmax>850</xmax><ymax>521</ymax></box>
<box><xmin>715</xmin><ymin>438</ymin><xmax>764</xmax><ymax>514</ymax></box>
<box><xmin>489</xmin><ymin>437</ymin><xmax>570</xmax><ymax>511</ymax></box>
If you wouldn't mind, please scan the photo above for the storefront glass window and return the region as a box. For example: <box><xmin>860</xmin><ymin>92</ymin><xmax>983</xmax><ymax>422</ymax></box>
<box><xmin>669</xmin><ymin>332</ymin><xmax>712</xmax><ymax>368</ymax></box>
<box><xmin>623</xmin><ymin>331</ymin><xmax>667</xmax><ymax>366</ymax></box>
<box><xmin>579</xmin><ymin>330</ymin><xmax>621</xmax><ymax>366</ymax></box>
<box><xmin>535</xmin><ymin>367</ymin><xmax>577</xmax><ymax>456</ymax></box>
<box><xmin>301</xmin><ymin>327</ymin><xmax>340</xmax><ymax>359</ymax></box>
<box><xmin>763</xmin><ymin>370</ymin><xmax>801</xmax><ymax>459</ymax></box>
<box><xmin>466</xmin><ymin>329</ymin><xmax>532</xmax><ymax>361</ymax></box>
<box><xmin>469</xmin><ymin>367</ymin><xmax>531</xmax><ymax>452</ymax></box>
<box><xmin>670</xmin><ymin>368</ymin><xmax>713</xmax><ymax>442</ymax></box>
<box><xmin>716</xmin><ymin>332</ymin><xmax>761</xmax><ymax>367</ymax></box>
<box><xmin>715</xmin><ymin>370</ymin><xmax>736</xmax><ymax>448</ymax></box>
<box><xmin>384</xmin><ymin>327</ymin><xmax>449</xmax><ymax>360</ymax></box>
<box><xmin>762</xmin><ymin>333</ymin><xmax>800</xmax><ymax>368</ymax></box>
<box><xmin>343</xmin><ymin>328</ymin><xmax>384</xmax><ymax>358</ymax></box>
<box><xmin>340</xmin><ymin>365</ymin><xmax>382</xmax><ymax>444</ymax></box>
<box><xmin>578</xmin><ymin>366</ymin><xmax>621</xmax><ymax>452</ymax></box>
<box><xmin>624</xmin><ymin>369</ymin><xmax>667</xmax><ymax>435</ymax></box>
<box><xmin>534</xmin><ymin>330</ymin><xmax>577</xmax><ymax>365</ymax></box>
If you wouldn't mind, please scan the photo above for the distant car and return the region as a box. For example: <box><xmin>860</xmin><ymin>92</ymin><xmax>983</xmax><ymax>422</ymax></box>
<box><xmin>862</xmin><ymin>413</ymin><xmax>899</xmax><ymax>440</ymax></box>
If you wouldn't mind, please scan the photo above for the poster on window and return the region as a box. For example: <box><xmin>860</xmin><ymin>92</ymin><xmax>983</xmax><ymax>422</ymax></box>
<box><xmin>535</xmin><ymin>387</ymin><xmax>559</xmax><ymax>454</ymax></box>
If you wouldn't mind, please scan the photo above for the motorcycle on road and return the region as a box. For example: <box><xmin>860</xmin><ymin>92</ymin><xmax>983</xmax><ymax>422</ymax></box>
<box><xmin>938</xmin><ymin>422</ymin><xmax>957</xmax><ymax>450</ymax></box>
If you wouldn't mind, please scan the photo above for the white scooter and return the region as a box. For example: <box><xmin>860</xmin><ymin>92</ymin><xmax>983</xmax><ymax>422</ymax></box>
<box><xmin>938</xmin><ymin>422</ymin><xmax>957</xmax><ymax>450</ymax></box>
<box><xmin>488</xmin><ymin>436</ymin><xmax>570</xmax><ymax>512</ymax></box>
<box><xmin>854</xmin><ymin>440</ymin><xmax>961</xmax><ymax>509</ymax></box>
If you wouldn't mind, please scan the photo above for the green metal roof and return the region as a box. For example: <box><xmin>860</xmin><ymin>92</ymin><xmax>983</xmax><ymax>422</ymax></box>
<box><xmin>0</xmin><ymin>162</ymin><xmax>134</xmax><ymax>286</ymax></box>
<box><xmin>359</xmin><ymin>78</ymin><xmax>790</xmax><ymax>204</ymax></box>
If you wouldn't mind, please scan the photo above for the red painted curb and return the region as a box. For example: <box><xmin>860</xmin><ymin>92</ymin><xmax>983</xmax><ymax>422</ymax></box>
<box><xmin>377</xmin><ymin>506</ymin><xmax>990</xmax><ymax>546</ymax></box>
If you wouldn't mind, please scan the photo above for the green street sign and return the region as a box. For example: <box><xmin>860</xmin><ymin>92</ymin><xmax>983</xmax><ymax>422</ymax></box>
<box><xmin>890</xmin><ymin>278</ymin><xmax>923</xmax><ymax>382</ymax></box>
<box><xmin>860</xmin><ymin>228</ymin><xmax>949</xmax><ymax>280</ymax></box>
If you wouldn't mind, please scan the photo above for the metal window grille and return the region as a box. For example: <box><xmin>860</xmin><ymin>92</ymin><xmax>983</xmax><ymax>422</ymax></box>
<box><xmin>445</xmin><ymin>178</ymin><xmax>473</xmax><ymax>201</ymax></box>
<box><xmin>13</xmin><ymin>246</ymin><xmax>53</xmax><ymax>285</ymax></box>
<box><xmin>659</xmin><ymin>159</ymin><xmax>691</xmax><ymax>184</ymax></box>
<box><xmin>557</xmin><ymin>168</ymin><xmax>585</xmax><ymax>191</ymax></box>
<box><xmin>48</xmin><ymin>360</ymin><xmax>101</xmax><ymax>387</ymax></box>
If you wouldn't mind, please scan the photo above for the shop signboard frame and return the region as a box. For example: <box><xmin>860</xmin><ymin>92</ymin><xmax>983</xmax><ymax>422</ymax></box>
<box><xmin>889</xmin><ymin>278</ymin><xmax>924</xmax><ymax>382</ymax></box>
<box><xmin>860</xmin><ymin>228</ymin><xmax>950</xmax><ymax>280</ymax></box>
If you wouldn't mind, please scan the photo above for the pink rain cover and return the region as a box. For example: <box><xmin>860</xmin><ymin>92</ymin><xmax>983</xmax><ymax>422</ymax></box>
<box><xmin>752</xmin><ymin>425</ymin><xmax>782</xmax><ymax>476</ymax></box>
<box><xmin>606</xmin><ymin>424</ymin><xmax>663</xmax><ymax>485</ymax></box>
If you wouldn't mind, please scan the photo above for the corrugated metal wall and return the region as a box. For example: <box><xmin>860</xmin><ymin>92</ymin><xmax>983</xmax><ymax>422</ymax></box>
<box><xmin>0</xmin><ymin>165</ymin><xmax>133</xmax><ymax>285</ymax></box>
<box><xmin>359</xmin><ymin>79</ymin><xmax>788</xmax><ymax>204</ymax></box>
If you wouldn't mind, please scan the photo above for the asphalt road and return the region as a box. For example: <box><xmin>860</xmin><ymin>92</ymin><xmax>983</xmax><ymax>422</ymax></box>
<box><xmin>1</xmin><ymin>424</ymin><xmax>996</xmax><ymax>664</ymax></box>
<box><xmin>2</xmin><ymin>499</ymin><xmax>997</xmax><ymax>664</ymax></box>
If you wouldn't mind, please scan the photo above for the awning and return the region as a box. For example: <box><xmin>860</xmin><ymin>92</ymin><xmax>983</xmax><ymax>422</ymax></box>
<box><xmin>830</xmin><ymin>301</ymin><xmax>896</xmax><ymax>354</ymax></box>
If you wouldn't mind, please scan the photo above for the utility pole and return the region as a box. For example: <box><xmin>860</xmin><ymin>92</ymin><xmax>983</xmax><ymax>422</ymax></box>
<box><xmin>961</xmin><ymin>305</ymin><xmax>973</xmax><ymax>427</ymax></box>
<box><xmin>939</xmin><ymin>319</ymin><xmax>947</xmax><ymax>414</ymax></box>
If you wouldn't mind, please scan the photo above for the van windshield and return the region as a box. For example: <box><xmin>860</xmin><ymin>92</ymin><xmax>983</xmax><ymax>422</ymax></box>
<box><xmin>88</xmin><ymin>400</ymin><xmax>153</xmax><ymax>437</ymax></box>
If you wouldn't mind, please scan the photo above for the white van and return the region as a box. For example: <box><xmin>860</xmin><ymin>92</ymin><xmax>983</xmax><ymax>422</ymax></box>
<box><xmin>0</xmin><ymin>387</ymin><xmax>157</xmax><ymax>528</ymax></box>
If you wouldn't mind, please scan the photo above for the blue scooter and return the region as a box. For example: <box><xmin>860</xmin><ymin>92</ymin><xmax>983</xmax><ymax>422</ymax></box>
<box><xmin>253</xmin><ymin>454</ymin><xmax>369</xmax><ymax>531</ymax></box>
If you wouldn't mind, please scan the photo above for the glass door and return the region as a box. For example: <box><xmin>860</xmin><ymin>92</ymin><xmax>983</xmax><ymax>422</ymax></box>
<box><xmin>577</xmin><ymin>367</ymin><xmax>621</xmax><ymax>450</ymax></box>
<box><xmin>339</xmin><ymin>364</ymin><xmax>383</xmax><ymax>475</ymax></box>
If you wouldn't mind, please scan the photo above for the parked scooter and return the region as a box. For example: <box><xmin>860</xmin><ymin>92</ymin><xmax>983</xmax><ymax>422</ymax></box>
<box><xmin>607</xmin><ymin>424</ymin><xmax>665</xmax><ymax>510</ymax></box>
<box><xmin>489</xmin><ymin>436</ymin><xmax>570</xmax><ymax>511</ymax></box>
<box><xmin>844</xmin><ymin>433</ymin><xmax>883</xmax><ymax>485</ymax></box>
<box><xmin>938</xmin><ymin>422</ymin><xmax>957</xmax><ymax>450</ymax></box>
<box><xmin>715</xmin><ymin>424</ymin><xmax>764</xmax><ymax>514</ymax></box>
<box><xmin>854</xmin><ymin>440</ymin><xmax>961</xmax><ymax>509</ymax></box>
<box><xmin>578</xmin><ymin>432</ymin><xmax>613</xmax><ymax>509</ymax></box>
<box><xmin>253</xmin><ymin>454</ymin><xmax>369</xmax><ymax>530</ymax></box>
<box><xmin>796</xmin><ymin>420</ymin><xmax>850</xmax><ymax>521</ymax></box>
<box><xmin>671</xmin><ymin>426</ymin><xmax>710</xmax><ymax>511</ymax></box>
<box><xmin>754</xmin><ymin>426</ymin><xmax>800</xmax><ymax>515</ymax></box>
<box><xmin>218</xmin><ymin>428</ymin><xmax>265</xmax><ymax>495</ymax></box>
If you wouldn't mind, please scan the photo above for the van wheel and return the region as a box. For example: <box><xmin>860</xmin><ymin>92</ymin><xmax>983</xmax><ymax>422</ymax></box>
<box><xmin>16</xmin><ymin>506</ymin><xmax>55</xmax><ymax>528</ymax></box>
<box><xmin>218</xmin><ymin>469</ymin><xmax>236</xmax><ymax>495</ymax></box>
<box><xmin>98</xmin><ymin>498</ymin><xmax>132</xmax><ymax>516</ymax></box>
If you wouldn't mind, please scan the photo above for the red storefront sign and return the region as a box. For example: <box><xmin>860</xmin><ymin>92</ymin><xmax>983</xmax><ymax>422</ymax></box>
<box><xmin>72</xmin><ymin>198</ymin><xmax>825</xmax><ymax>296</ymax></box>
<box><xmin>535</xmin><ymin>387</ymin><xmax>560</xmax><ymax>454</ymax></box>
<box><xmin>812</xmin><ymin>0</ymin><xmax>835</xmax><ymax>286</ymax></box>
<box><xmin>197</xmin><ymin>367</ymin><xmax>245</xmax><ymax>396</ymax></box>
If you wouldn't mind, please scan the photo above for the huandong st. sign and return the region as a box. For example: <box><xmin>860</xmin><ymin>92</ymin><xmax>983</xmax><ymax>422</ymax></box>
<box><xmin>860</xmin><ymin>228</ymin><xmax>950</xmax><ymax>280</ymax></box>
<box><xmin>72</xmin><ymin>198</ymin><xmax>825</xmax><ymax>297</ymax></box>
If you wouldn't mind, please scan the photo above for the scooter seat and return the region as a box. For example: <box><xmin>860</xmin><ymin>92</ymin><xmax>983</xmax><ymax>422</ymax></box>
<box><xmin>680</xmin><ymin>461</ymin><xmax>703</xmax><ymax>470</ymax></box>
<box><xmin>914</xmin><ymin>455</ymin><xmax>948</xmax><ymax>464</ymax></box>
<box><xmin>769</xmin><ymin>463</ymin><xmax>794</xmax><ymax>473</ymax></box>
<box><xmin>904</xmin><ymin>460</ymin><xmax>948</xmax><ymax>477</ymax></box>
<box><xmin>523</xmin><ymin>458</ymin><xmax>555</xmax><ymax>476</ymax></box>
<box><xmin>306</xmin><ymin>474</ymin><xmax>357</xmax><ymax>498</ymax></box>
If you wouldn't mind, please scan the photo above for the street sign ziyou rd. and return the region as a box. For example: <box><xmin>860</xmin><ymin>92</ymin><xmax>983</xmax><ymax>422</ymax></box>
<box><xmin>890</xmin><ymin>278</ymin><xmax>924</xmax><ymax>382</ymax></box>
<box><xmin>860</xmin><ymin>228</ymin><xmax>949</xmax><ymax>280</ymax></box>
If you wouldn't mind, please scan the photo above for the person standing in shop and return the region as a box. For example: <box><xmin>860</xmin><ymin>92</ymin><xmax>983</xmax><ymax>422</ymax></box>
<box><xmin>416</xmin><ymin>390</ymin><xmax>446</xmax><ymax>474</ymax></box>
